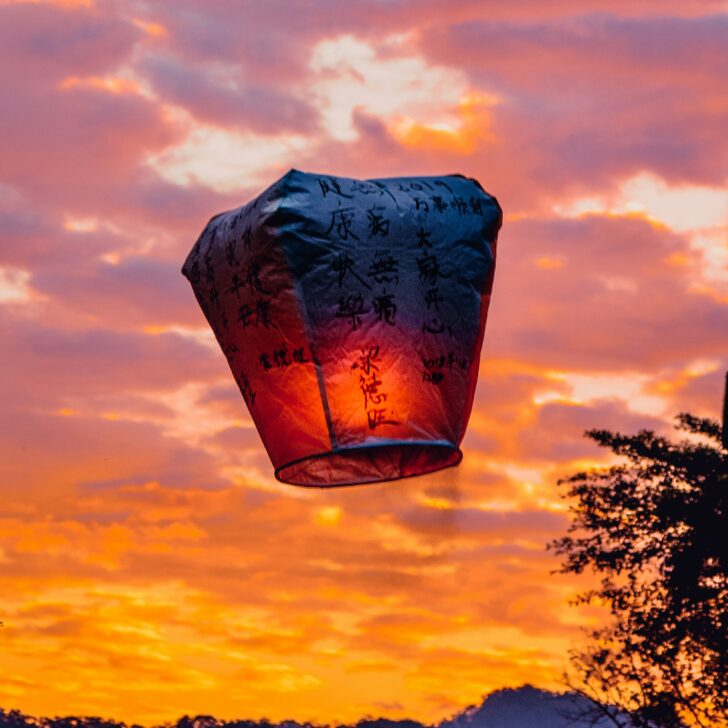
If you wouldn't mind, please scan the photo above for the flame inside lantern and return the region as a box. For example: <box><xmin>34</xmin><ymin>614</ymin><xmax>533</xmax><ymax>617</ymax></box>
<box><xmin>182</xmin><ymin>170</ymin><xmax>501</xmax><ymax>487</ymax></box>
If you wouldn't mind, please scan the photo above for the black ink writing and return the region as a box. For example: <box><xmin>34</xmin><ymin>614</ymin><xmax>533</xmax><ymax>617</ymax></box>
<box><xmin>422</xmin><ymin>318</ymin><xmax>453</xmax><ymax>336</ymax></box>
<box><xmin>225</xmin><ymin>238</ymin><xmax>239</xmax><ymax>267</ymax></box>
<box><xmin>331</xmin><ymin>251</ymin><xmax>371</xmax><ymax>289</ymax></box>
<box><xmin>318</xmin><ymin>176</ymin><xmax>352</xmax><ymax>199</ymax></box>
<box><xmin>450</xmin><ymin>196</ymin><xmax>468</xmax><ymax>216</ymax></box>
<box><xmin>327</xmin><ymin>208</ymin><xmax>359</xmax><ymax>240</ymax></box>
<box><xmin>258</xmin><ymin>344</ymin><xmax>311</xmax><ymax>373</ymax></box>
<box><xmin>241</xmin><ymin>225</ymin><xmax>252</xmax><ymax>250</ymax></box>
<box><xmin>416</xmin><ymin>226</ymin><xmax>432</xmax><ymax>248</ymax></box>
<box><xmin>367</xmin><ymin>252</ymin><xmax>399</xmax><ymax>285</ymax></box>
<box><xmin>351</xmin><ymin>345</ymin><xmax>399</xmax><ymax>429</ymax></box>
<box><xmin>246</xmin><ymin>262</ymin><xmax>269</xmax><ymax>295</ymax></box>
<box><xmin>372</xmin><ymin>291</ymin><xmax>397</xmax><ymax>325</ymax></box>
<box><xmin>431</xmin><ymin>195</ymin><xmax>448</xmax><ymax>213</ymax></box>
<box><xmin>336</xmin><ymin>294</ymin><xmax>368</xmax><ymax>330</ymax></box>
<box><xmin>417</xmin><ymin>252</ymin><xmax>450</xmax><ymax>285</ymax></box>
<box><xmin>367</xmin><ymin>206</ymin><xmax>390</xmax><ymax>237</ymax></box>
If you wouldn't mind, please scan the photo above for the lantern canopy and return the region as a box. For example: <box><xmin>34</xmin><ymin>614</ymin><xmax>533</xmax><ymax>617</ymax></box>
<box><xmin>182</xmin><ymin>170</ymin><xmax>502</xmax><ymax>487</ymax></box>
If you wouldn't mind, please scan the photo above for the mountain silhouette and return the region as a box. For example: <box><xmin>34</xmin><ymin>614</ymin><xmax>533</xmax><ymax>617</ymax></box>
<box><xmin>441</xmin><ymin>685</ymin><xmax>622</xmax><ymax>728</ymax></box>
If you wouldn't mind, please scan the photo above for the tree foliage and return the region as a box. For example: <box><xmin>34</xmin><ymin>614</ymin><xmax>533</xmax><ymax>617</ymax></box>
<box><xmin>549</xmin><ymin>414</ymin><xmax>727</xmax><ymax>728</ymax></box>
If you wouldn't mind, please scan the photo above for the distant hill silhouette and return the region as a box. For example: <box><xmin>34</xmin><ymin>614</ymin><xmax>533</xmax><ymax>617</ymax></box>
<box><xmin>0</xmin><ymin>685</ymin><xmax>630</xmax><ymax>728</ymax></box>
<box><xmin>441</xmin><ymin>685</ymin><xmax>622</xmax><ymax>727</ymax></box>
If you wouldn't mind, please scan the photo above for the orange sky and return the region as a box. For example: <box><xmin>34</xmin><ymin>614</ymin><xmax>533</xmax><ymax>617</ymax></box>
<box><xmin>0</xmin><ymin>0</ymin><xmax>726</xmax><ymax>724</ymax></box>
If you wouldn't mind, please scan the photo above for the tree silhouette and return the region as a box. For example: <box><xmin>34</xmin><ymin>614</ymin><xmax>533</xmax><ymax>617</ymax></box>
<box><xmin>549</xmin><ymin>413</ymin><xmax>727</xmax><ymax>728</ymax></box>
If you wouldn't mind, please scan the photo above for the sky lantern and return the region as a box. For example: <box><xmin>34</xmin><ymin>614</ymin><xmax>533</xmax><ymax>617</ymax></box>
<box><xmin>182</xmin><ymin>170</ymin><xmax>502</xmax><ymax>486</ymax></box>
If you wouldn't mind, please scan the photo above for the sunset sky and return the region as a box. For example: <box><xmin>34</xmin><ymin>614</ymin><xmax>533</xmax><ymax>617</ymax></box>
<box><xmin>1</xmin><ymin>0</ymin><xmax>727</xmax><ymax>723</ymax></box>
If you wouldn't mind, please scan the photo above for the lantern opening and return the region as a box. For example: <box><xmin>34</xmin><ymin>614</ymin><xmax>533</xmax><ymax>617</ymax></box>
<box><xmin>275</xmin><ymin>441</ymin><xmax>462</xmax><ymax>487</ymax></box>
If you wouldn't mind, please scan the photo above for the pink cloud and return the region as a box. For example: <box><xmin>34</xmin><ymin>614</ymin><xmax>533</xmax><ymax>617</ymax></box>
<box><xmin>139</xmin><ymin>53</ymin><xmax>321</xmax><ymax>134</ymax></box>
<box><xmin>32</xmin><ymin>256</ymin><xmax>202</xmax><ymax>330</ymax></box>
<box><xmin>514</xmin><ymin>398</ymin><xmax>666</xmax><ymax>464</ymax></box>
<box><xmin>419</xmin><ymin>14</ymin><xmax>728</xmax><ymax>186</ymax></box>
<box><xmin>0</xmin><ymin>310</ymin><xmax>221</xmax><ymax>404</ymax></box>
<box><xmin>487</xmin><ymin>215</ymin><xmax>727</xmax><ymax>370</ymax></box>
<box><xmin>0</xmin><ymin>4</ymin><xmax>140</xmax><ymax>81</ymax></box>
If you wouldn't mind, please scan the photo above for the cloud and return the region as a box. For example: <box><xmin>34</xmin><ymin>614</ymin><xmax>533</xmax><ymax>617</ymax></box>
<box><xmin>0</xmin><ymin>314</ymin><xmax>221</xmax><ymax>399</ymax></box>
<box><xmin>147</xmin><ymin>122</ymin><xmax>310</xmax><ymax>194</ymax></box>
<box><xmin>307</xmin><ymin>34</ymin><xmax>472</xmax><ymax>142</ymax></box>
<box><xmin>0</xmin><ymin>266</ymin><xmax>32</xmax><ymax>303</ymax></box>
<box><xmin>419</xmin><ymin>14</ymin><xmax>728</xmax><ymax>187</ymax></box>
<box><xmin>139</xmin><ymin>53</ymin><xmax>321</xmax><ymax>135</ymax></box>
<box><xmin>1</xmin><ymin>81</ymin><xmax>182</xmax><ymax>209</ymax></box>
<box><xmin>515</xmin><ymin>398</ymin><xmax>665</xmax><ymax>464</ymax></box>
<box><xmin>486</xmin><ymin>214</ymin><xmax>728</xmax><ymax>370</ymax></box>
<box><xmin>32</xmin><ymin>255</ymin><xmax>201</xmax><ymax>330</ymax></box>
<box><xmin>554</xmin><ymin>172</ymin><xmax>728</xmax><ymax>235</ymax></box>
<box><xmin>0</xmin><ymin>3</ymin><xmax>139</xmax><ymax>81</ymax></box>
<box><xmin>0</xmin><ymin>1</ymin><xmax>725</xmax><ymax>724</ymax></box>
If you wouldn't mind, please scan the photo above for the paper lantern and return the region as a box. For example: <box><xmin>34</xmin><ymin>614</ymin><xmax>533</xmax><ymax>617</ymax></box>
<box><xmin>182</xmin><ymin>170</ymin><xmax>502</xmax><ymax>487</ymax></box>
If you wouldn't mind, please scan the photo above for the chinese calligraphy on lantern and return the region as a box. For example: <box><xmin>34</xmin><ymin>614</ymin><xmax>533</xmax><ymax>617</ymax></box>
<box><xmin>351</xmin><ymin>345</ymin><xmax>399</xmax><ymax>430</ymax></box>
